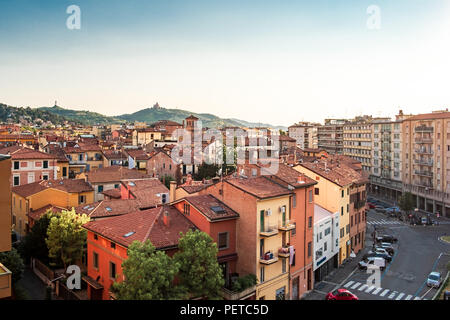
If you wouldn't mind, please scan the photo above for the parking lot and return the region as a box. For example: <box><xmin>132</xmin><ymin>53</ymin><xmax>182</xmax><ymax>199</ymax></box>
<box><xmin>305</xmin><ymin>196</ymin><xmax>450</xmax><ymax>300</ymax></box>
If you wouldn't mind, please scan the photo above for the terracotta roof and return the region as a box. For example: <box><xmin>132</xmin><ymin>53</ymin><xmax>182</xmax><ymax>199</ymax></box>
<box><xmin>63</xmin><ymin>142</ymin><xmax>101</xmax><ymax>153</ymax></box>
<box><xmin>123</xmin><ymin>178</ymin><xmax>169</xmax><ymax>208</ymax></box>
<box><xmin>225</xmin><ymin>176</ymin><xmax>292</xmax><ymax>199</ymax></box>
<box><xmin>185</xmin><ymin>115</ymin><xmax>199</xmax><ymax>120</ymax></box>
<box><xmin>261</xmin><ymin>163</ymin><xmax>317</xmax><ymax>188</ymax></box>
<box><xmin>28</xmin><ymin>205</ymin><xmax>65</xmax><ymax>222</ymax></box>
<box><xmin>279</xmin><ymin>135</ymin><xmax>296</xmax><ymax>142</ymax></box>
<box><xmin>45</xmin><ymin>145</ymin><xmax>69</xmax><ymax>162</ymax></box>
<box><xmin>85</xmin><ymin>166</ymin><xmax>151</xmax><ymax>183</ymax></box>
<box><xmin>405</xmin><ymin>111</ymin><xmax>450</xmax><ymax>121</ymax></box>
<box><xmin>83</xmin><ymin>205</ymin><xmax>197</xmax><ymax>248</ymax></box>
<box><xmin>12</xmin><ymin>181</ymin><xmax>48</xmax><ymax>198</ymax></box>
<box><xmin>75</xmin><ymin>199</ymin><xmax>142</xmax><ymax>219</ymax></box>
<box><xmin>179</xmin><ymin>194</ymin><xmax>239</xmax><ymax>221</ymax></box>
<box><xmin>0</xmin><ymin>146</ymin><xmax>57</xmax><ymax>160</ymax></box>
<box><xmin>125</xmin><ymin>149</ymin><xmax>151</xmax><ymax>160</ymax></box>
<box><xmin>102</xmin><ymin>188</ymin><xmax>121</xmax><ymax>199</ymax></box>
<box><xmin>102</xmin><ymin>150</ymin><xmax>126</xmax><ymax>160</ymax></box>
<box><xmin>41</xmin><ymin>179</ymin><xmax>94</xmax><ymax>193</ymax></box>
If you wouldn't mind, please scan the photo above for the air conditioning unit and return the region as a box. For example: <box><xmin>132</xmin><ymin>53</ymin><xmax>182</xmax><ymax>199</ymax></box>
<box><xmin>279</xmin><ymin>206</ymin><xmax>285</xmax><ymax>213</ymax></box>
<box><xmin>266</xmin><ymin>209</ymin><xmax>272</xmax><ymax>216</ymax></box>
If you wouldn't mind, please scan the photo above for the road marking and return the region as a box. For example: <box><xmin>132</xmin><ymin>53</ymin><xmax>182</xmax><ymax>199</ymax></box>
<box><xmin>365</xmin><ymin>285</ymin><xmax>376</xmax><ymax>293</ymax></box>
<box><xmin>380</xmin><ymin>289</ymin><xmax>390</xmax><ymax>297</ymax></box>
<box><xmin>405</xmin><ymin>295</ymin><xmax>413</xmax><ymax>300</ymax></box>
<box><xmin>372</xmin><ymin>287</ymin><xmax>383</xmax><ymax>295</ymax></box>
<box><xmin>414</xmin><ymin>296</ymin><xmax>421</xmax><ymax>300</ymax></box>
<box><xmin>396</xmin><ymin>293</ymin><xmax>405</xmax><ymax>300</ymax></box>
<box><xmin>344</xmin><ymin>281</ymin><xmax>354</xmax><ymax>288</ymax></box>
<box><xmin>358</xmin><ymin>284</ymin><xmax>368</xmax><ymax>291</ymax></box>
<box><xmin>351</xmin><ymin>282</ymin><xmax>362</xmax><ymax>290</ymax></box>
<box><xmin>388</xmin><ymin>291</ymin><xmax>398</xmax><ymax>299</ymax></box>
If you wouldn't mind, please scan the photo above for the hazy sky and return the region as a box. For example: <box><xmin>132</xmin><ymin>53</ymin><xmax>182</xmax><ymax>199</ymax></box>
<box><xmin>1</xmin><ymin>0</ymin><xmax>450</xmax><ymax>126</ymax></box>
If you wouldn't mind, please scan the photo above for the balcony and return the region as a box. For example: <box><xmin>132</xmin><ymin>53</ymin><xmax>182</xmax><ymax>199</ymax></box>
<box><xmin>415</xmin><ymin>138</ymin><xmax>433</xmax><ymax>144</ymax></box>
<box><xmin>415</xmin><ymin>159</ymin><xmax>434</xmax><ymax>166</ymax></box>
<box><xmin>415</xmin><ymin>149</ymin><xmax>433</xmax><ymax>155</ymax></box>
<box><xmin>278</xmin><ymin>219</ymin><xmax>295</xmax><ymax>231</ymax></box>
<box><xmin>415</xmin><ymin>126</ymin><xmax>434</xmax><ymax>132</ymax></box>
<box><xmin>414</xmin><ymin>170</ymin><xmax>433</xmax><ymax>177</ymax></box>
<box><xmin>260</xmin><ymin>223</ymin><xmax>279</xmax><ymax>237</ymax></box>
<box><xmin>0</xmin><ymin>263</ymin><xmax>12</xmax><ymax>299</ymax></box>
<box><xmin>278</xmin><ymin>246</ymin><xmax>292</xmax><ymax>258</ymax></box>
<box><xmin>260</xmin><ymin>252</ymin><xmax>279</xmax><ymax>265</ymax></box>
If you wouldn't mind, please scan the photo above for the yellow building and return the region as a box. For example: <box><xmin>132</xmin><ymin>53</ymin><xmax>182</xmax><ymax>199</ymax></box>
<box><xmin>295</xmin><ymin>159</ymin><xmax>353</xmax><ymax>264</ymax></box>
<box><xmin>63</xmin><ymin>142</ymin><xmax>104</xmax><ymax>177</ymax></box>
<box><xmin>0</xmin><ymin>154</ymin><xmax>12</xmax><ymax>300</ymax></box>
<box><xmin>132</xmin><ymin>129</ymin><xmax>163</xmax><ymax>146</ymax></box>
<box><xmin>11</xmin><ymin>179</ymin><xmax>94</xmax><ymax>237</ymax></box>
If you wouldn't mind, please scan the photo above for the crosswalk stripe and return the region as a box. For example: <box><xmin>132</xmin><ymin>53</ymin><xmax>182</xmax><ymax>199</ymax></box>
<box><xmin>351</xmin><ymin>282</ymin><xmax>362</xmax><ymax>290</ymax></box>
<box><xmin>372</xmin><ymin>287</ymin><xmax>383</xmax><ymax>295</ymax></box>
<box><xmin>414</xmin><ymin>297</ymin><xmax>421</xmax><ymax>300</ymax></box>
<box><xmin>396</xmin><ymin>293</ymin><xmax>405</xmax><ymax>300</ymax></box>
<box><xmin>358</xmin><ymin>284</ymin><xmax>368</xmax><ymax>291</ymax></box>
<box><xmin>365</xmin><ymin>285</ymin><xmax>376</xmax><ymax>293</ymax></box>
<box><xmin>380</xmin><ymin>289</ymin><xmax>390</xmax><ymax>297</ymax></box>
<box><xmin>405</xmin><ymin>295</ymin><xmax>413</xmax><ymax>300</ymax></box>
<box><xmin>344</xmin><ymin>281</ymin><xmax>354</xmax><ymax>288</ymax></box>
<box><xmin>388</xmin><ymin>291</ymin><xmax>398</xmax><ymax>299</ymax></box>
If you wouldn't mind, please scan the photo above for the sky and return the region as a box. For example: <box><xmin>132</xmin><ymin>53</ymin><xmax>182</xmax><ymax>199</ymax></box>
<box><xmin>1</xmin><ymin>0</ymin><xmax>450</xmax><ymax>127</ymax></box>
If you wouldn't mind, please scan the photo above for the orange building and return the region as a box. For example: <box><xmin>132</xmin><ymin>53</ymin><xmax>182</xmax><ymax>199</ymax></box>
<box><xmin>0</xmin><ymin>154</ymin><xmax>12</xmax><ymax>299</ymax></box>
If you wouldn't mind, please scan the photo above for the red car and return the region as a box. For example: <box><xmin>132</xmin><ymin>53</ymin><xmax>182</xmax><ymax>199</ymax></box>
<box><xmin>367</xmin><ymin>202</ymin><xmax>376</xmax><ymax>209</ymax></box>
<box><xmin>325</xmin><ymin>289</ymin><xmax>359</xmax><ymax>300</ymax></box>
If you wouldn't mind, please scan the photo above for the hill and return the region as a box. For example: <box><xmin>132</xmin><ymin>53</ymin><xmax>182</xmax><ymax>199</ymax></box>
<box><xmin>0</xmin><ymin>103</ymin><xmax>74</xmax><ymax>125</ymax></box>
<box><xmin>39</xmin><ymin>105</ymin><xmax>123</xmax><ymax>125</ymax></box>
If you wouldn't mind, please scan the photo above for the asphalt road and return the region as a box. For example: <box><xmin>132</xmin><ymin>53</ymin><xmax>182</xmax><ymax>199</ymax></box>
<box><xmin>309</xmin><ymin>205</ymin><xmax>450</xmax><ymax>300</ymax></box>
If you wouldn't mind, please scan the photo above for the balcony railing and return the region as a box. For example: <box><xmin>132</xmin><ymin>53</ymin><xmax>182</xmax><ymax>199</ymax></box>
<box><xmin>260</xmin><ymin>252</ymin><xmax>279</xmax><ymax>265</ymax></box>
<box><xmin>415</xmin><ymin>149</ymin><xmax>433</xmax><ymax>155</ymax></box>
<box><xmin>0</xmin><ymin>263</ymin><xmax>12</xmax><ymax>299</ymax></box>
<box><xmin>414</xmin><ymin>138</ymin><xmax>433</xmax><ymax>144</ymax></box>
<box><xmin>354</xmin><ymin>200</ymin><xmax>366</xmax><ymax>210</ymax></box>
<box><xmin>414</xmin><ymin>159</ymin><xmax>434</xmax><ymax>166</ymax></box>
<box><xmin>414</xmin><ymin>170</ymin><xmax>433</xmax><ymax>177</ymax></box>
<box><xmin>415</xmin><ymin>126</ymin><xmax>434</xmax><ymax>132</ymax></box>
<box><xmin>278</xmin><ymin>219</ymin><xmax>295</xmax><ymax>231</ymax></box>
<box><xmin>260</xmin><ymin>223</ymin><xmax>279</xmax><ymax>237</ymax></box>
<box><xmin>278</xmin><ymin>246</ymin><xmax>292</xmax><ymax>258</ymax></box>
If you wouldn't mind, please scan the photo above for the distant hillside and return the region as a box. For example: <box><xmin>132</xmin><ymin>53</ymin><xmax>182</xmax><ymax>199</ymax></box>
<box><xmin>0</xmin><ymin>103</ymin><xmax>74</xmax><ymax>125</ymax></box>
<box><xmin>39</xmin><ymin>105</ymin><xmax>123</xmax><ymax>125</ymax></box>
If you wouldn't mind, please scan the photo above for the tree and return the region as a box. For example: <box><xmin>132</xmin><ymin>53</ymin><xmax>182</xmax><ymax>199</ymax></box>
<box><xmin>0</xmin><ymin>248</ymin><xmax>25</xmax><ymax>284</ymax></box>
<box><xmin>46</xmin><ymin>209</ymin><xmax>90</xmax><ymax>269</ymax></box>
<box><xmin>173</xmin><ymin>230</ymin><xmax>225</xmax><ymax>299</ymax></box>
<box><xmin>194</xmin><ymin>163</ymin><xmax>219</xmax><ymax>180</ymax></box>
<box><xmin>112</xmin><ymin>240</ymin><xmax>181</xmax><ymax>300</ymax></box>
<box><xmin>399</xmin><ymin>192</ymin><xmax>415</xmax><ymax>220</ymax></box>
<box><xmin>18</xmin><ymin>212</ymin><xmax>53</xmax><ymax>265</ymax></box>
<box><xmin>160</xmin><ymin>174</ymin><xmax>175</xmax><ymax>189</ymax></box>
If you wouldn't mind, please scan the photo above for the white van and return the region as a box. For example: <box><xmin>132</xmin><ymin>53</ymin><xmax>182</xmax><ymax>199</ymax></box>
<box><xmin>358</xmin><ymin>257</ymin><xmax>386</xmax><ymax>270</ymax></box>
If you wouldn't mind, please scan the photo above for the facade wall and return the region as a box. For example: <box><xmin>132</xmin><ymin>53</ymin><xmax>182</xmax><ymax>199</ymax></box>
<box><xmin>313</xmin><ymin>212</ymin><xmax>339</xmax><ymax>272</ymax></box>
<box><xmin>0</xmin><ymin>157</ymin><xmax>11</xmax><ymax>253</ymax></box>
<box><xmin>146</xmin><ymin>152</ymin><xmax>178</xmax><ymax>179</ymax></box>
<box><xmin>11</xmin><ymin>158</ymin><xmax>58</xmax><ymax>186</ymax></box>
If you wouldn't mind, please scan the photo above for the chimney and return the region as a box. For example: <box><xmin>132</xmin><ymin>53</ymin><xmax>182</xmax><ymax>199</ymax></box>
<box><xmin>163</xmin><ymin>210</ymin><xmax>170</xmax><ymax>227</ymax></box>
<box><xmin>169</xmin><ymin>180</ymin><xmax>177</xmax><ymax>202</ymax></box>
<box><xmin>297</xmin><ymin>176</ymin><xmax>304</xmax><ymax>184</ymax></box>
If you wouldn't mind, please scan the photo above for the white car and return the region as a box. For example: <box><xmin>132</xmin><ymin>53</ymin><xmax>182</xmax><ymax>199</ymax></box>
<box><xmin>369</xmin><ymin>248</ymin><xmax>392</xmax><ymax>257</ymax></box>
<box><xmin>427</xmin><ymin>272</ymin><xmax>442</xmax><ymax>288</ymax></box>
<box><xmin>358</xmin><ymin>257</ymin><xmax>386</xmax><ymax>271</ymax></box>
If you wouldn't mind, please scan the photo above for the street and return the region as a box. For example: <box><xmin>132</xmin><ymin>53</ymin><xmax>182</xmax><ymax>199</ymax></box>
<box><xmin>304</xmin><ymin>205</ymin><xmax>450</xmax><ymax>300</ymax></box>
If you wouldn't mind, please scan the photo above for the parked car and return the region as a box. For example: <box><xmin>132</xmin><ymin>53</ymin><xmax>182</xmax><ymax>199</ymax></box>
<box><xmin>358</xmin><ymin>257</ymin><xmax>386</xmax><ymax>271</ymax></box>
<box><xmin>325</xmin><ymin>289</ymin><xmax>359</xmax><ymax>300</ymax></box>
<box><xmin>368</xmin><ymin>248</ymin><xmax>392</xmax><ymax>257</ymax></box>
<box><xmin>364</xmin><ymin>252</ymin><xmax>392</xmax><ymax>262</ymax></box>
<box><xmin>377</xmin><ymin>243</ymin><xmax>395</xmax><ymax>255</ymax></box>
<box><xmin>426</xmin><ymin>272</ymin><xmax>442</xmax><ymax>288</ymax></box>
<box><xmin>376</xmin><ymin>235</ymin><xmax>398</xmax><ymax>243</ymax></box>
<box><xmin>367</xmin><ymin>202</ymin><xmax>376</xmax><ymax>209</ymax></box>
<box><xmin>375</xmin><ymin>205</ymin><xmax>386</xmax><ymax>213</ymax></box>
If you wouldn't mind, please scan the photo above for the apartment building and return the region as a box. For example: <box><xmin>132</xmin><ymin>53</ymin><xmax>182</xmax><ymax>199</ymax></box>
<box><xmin>317</xmin><ymin>119</ymin><xmax>347</xmax><ymax>154</ymax></box>
<box><xmin>402</xmin><ymin>110</ymin><xmax>450</xmax><ymax>217</ymax></box>
<box><xmin>313</xmin><ymin>204</ymin><xmax>339</xmax><ymax>283</ymax></box>
<box><xmin>343</xmin><ymin>117</ymin><xmax>387</xmax><ymax>172</ymax></box>
<box><xmin>0</xmin><ymin>154</ymin><xmax>12</xmax><ymax>300</ymax></box>
<box><xmin>370</xmin><ymin>118</ymin><xmax>404</xmax><ymax>201</ymax></box>
<box><xmin>288</xmin><ymin>123</ymin><xmax>319</xmax><ymax>149</ymax></box>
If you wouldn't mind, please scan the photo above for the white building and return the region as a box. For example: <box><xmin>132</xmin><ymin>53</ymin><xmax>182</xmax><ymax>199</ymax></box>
<box><xmin>313</xmin><ymin>204</ymin><xmax>340</xmax><ymax>283</ymax></box>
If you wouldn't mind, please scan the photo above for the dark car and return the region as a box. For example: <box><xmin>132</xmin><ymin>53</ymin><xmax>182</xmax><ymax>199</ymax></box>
<box><xmin>376</xmin><ymin>235</ymin><xmax>398</xmax><ymax>243</ymax></box>
<box><xmin>363</xmin><ymin>252</ymin><xmax>392</xmax><ymax>263</ymax></box>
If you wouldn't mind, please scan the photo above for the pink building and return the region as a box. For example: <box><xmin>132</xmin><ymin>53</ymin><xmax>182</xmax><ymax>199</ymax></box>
<box><xmin>0</xmin><ymin>146</ymin><xmax>58</xmax><ymax>186</ymax></box>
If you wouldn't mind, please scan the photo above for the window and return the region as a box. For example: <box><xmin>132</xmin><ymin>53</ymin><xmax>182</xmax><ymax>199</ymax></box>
<box><xmin>260</xmin><ymin>267</ymin><xmax>265</xmax><ymax>282</ymax></box>
<box><xmin>94</xmin><ymin>234</ymin><xmax>98</xmax><ymax>240</ymax></box>
<box><xmin>13</xmin><ymin>176</ymin><xmax>20</xmax><ymax>186</ymax></box>
<box><xmin>308</xmin><ymin>190</ymin><xmax>313</xmax><ymax>202</ymax></box>
<box><xmin>314</xmin><ymin>188</ymin><xmax>319</xmax><ymax>195</ymax></box>
<box><xmin>62</xmin><ymin>167</ymin><xmax>67</xmax><ymax>177</ymax></box>
<box><xmin>114</xmin><ymin>184</ymin><xmax>119</xmax><ymax>189</ymax></box>
<box><xmin>324</xmin><ymin>227</ymin><xmax>331</xmax><ymax>236</ymax></box>
<box><xmin>351</xmin><ymin>216</ymin><xmax>354</xmax><ymax>227</ymax></box>
<box><xmin>110</xmin><ymin>242</ymin><xmax>116</xmax><ymax>249</ymax></box>
<box><xmin>324</xmin><ymin>242</ymin><xmax>327</xmax><ymax>251</ymax></box>
<box><xmin>218</xmin><ymin>232</ymin><xmax>229</xmax><ymax>250</ymax></box>
<box><xmin>98</xmin><ymin>185</ymin><xmax>104</xmax><ymax>193</ymax></box>
<box><xmin>292</xmin><ymin>194</ymin><xmax>296</xmax><ymax>208</ymax></box>
<box><xmin>346</xmin><ymin>224</ymin><xmax>350</xmax><ymax>234</ymax></box>
<box><xmin>340</xmin><ymin>228</ymin><xmax>344</xmax><ymax>237</ymax></box>
<box><xmin>341</xmin><ymin>207</ymin><xmax>344</xmax><ymax>216</ymax></box>
<box><xmin>79</xmin><ymin>154</ymin><xmax>83</xmax><ymax>161</ymax></box>
<box><xmin>78</xmin><ymin>195</ymin><xmax>86</xmax><ymax>204</ymax></box>
<box><xmin>43</xmin><ymin>160</ymin><xmax>49</xmax><ymax>169</ymax></box>
<box><xmin>109</xmin><ymin>262</ymin><xmax>116</xmax><ymax>280</ymax></box>
<box><xmin>308</xmin><ymin>216</ymin><xmax>312</xmax><ymax>228</ymax></box>
<box><xmin>93</xmin><ymin>252</ymin><xmax>99</xmax><ymax>269</ymax></box>
<box><xmin>307</xmin><ymin>242</ymin><xmax>312</xmax><ymax>257</ymax></box>
<box><xmin>42</xmin><ymin>174</ymin><xmax>49</xmax><ymax>180</ymax></box>
<box><xmin>347</xmin><ymin>204</ymin><xmax>349</xmax><ymax>213</ymax></box>
<box><xmin>292</xmin><ymin>222</ymin><xmax>296</xmax><ymax>236</ymax></box>
<box><xmin>341</xmin><ymin>190</ymin><xmax>344</xmax><ymax>198</ymax></box>
<box><xmin>14</xmin><ymin>161</ymin><xmax>19</xmax><ymax>170</ymax></box>
<box><xmin>282</xmin><ymin>259</ymin><xmax>286</xmax><ymax>273</ymax></box>
<box><xmin>183</xmin><ymin>203</ymin><xmax>190</xmax><ymax>215</ymax></box>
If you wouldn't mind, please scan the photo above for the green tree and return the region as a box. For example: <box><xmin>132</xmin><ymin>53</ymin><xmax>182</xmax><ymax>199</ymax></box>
<box><xmin>0</xmin><ymin>248</ymin><xmax>25</xmax><ymax>284</ymax></box>
<box><xmin>160</xmin><ymin>174</ymin><xmax>175</xmax><ymax>189</ymax></box>
<box><xmin>194</xmin><ymin>163</ymin><xmax>219</xmax><ymax>180</ymax></box>
<box><xmin>399</xmin><ymin>192</ymin><xmax>415</xmax><ymax>219</ymax></box>
<box><xmin>18</xmin><ymin>212</ymin><xmax>53</xmax><ymax>265</ymax></box>
<box><xmin>173</xmin><ymin>230</ymin><xmax>225</xmax><ymax>299</ymax></box>
<box><xmin>45</xmin><ymin>208</ymin><xmax>90</xmax><ymax>269</ymax></box>
<box><xmin>112</xmin><ymin>240</ymin><xmax>181</xmax><ymax>300</ymax></box>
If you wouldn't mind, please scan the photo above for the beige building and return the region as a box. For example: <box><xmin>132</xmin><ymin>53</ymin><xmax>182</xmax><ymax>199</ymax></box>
<box><xmin>0</xmin><ymin>154</ymin><xmax>12</xmax><ymax>299</ymax></box>
<box><xmin>317</xmin><ymin>119</ymin><xmax>347</xmax><ymax>154</ymax></box>
<box><xmin>288</xmin><ymin>123</ymin><xmax>319</xmax><ymax>149</ymax></box>
<box><xmin>402</xmin><ymin>110</ymin><xmax>450</xmax><ymax>217</ymax></box>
